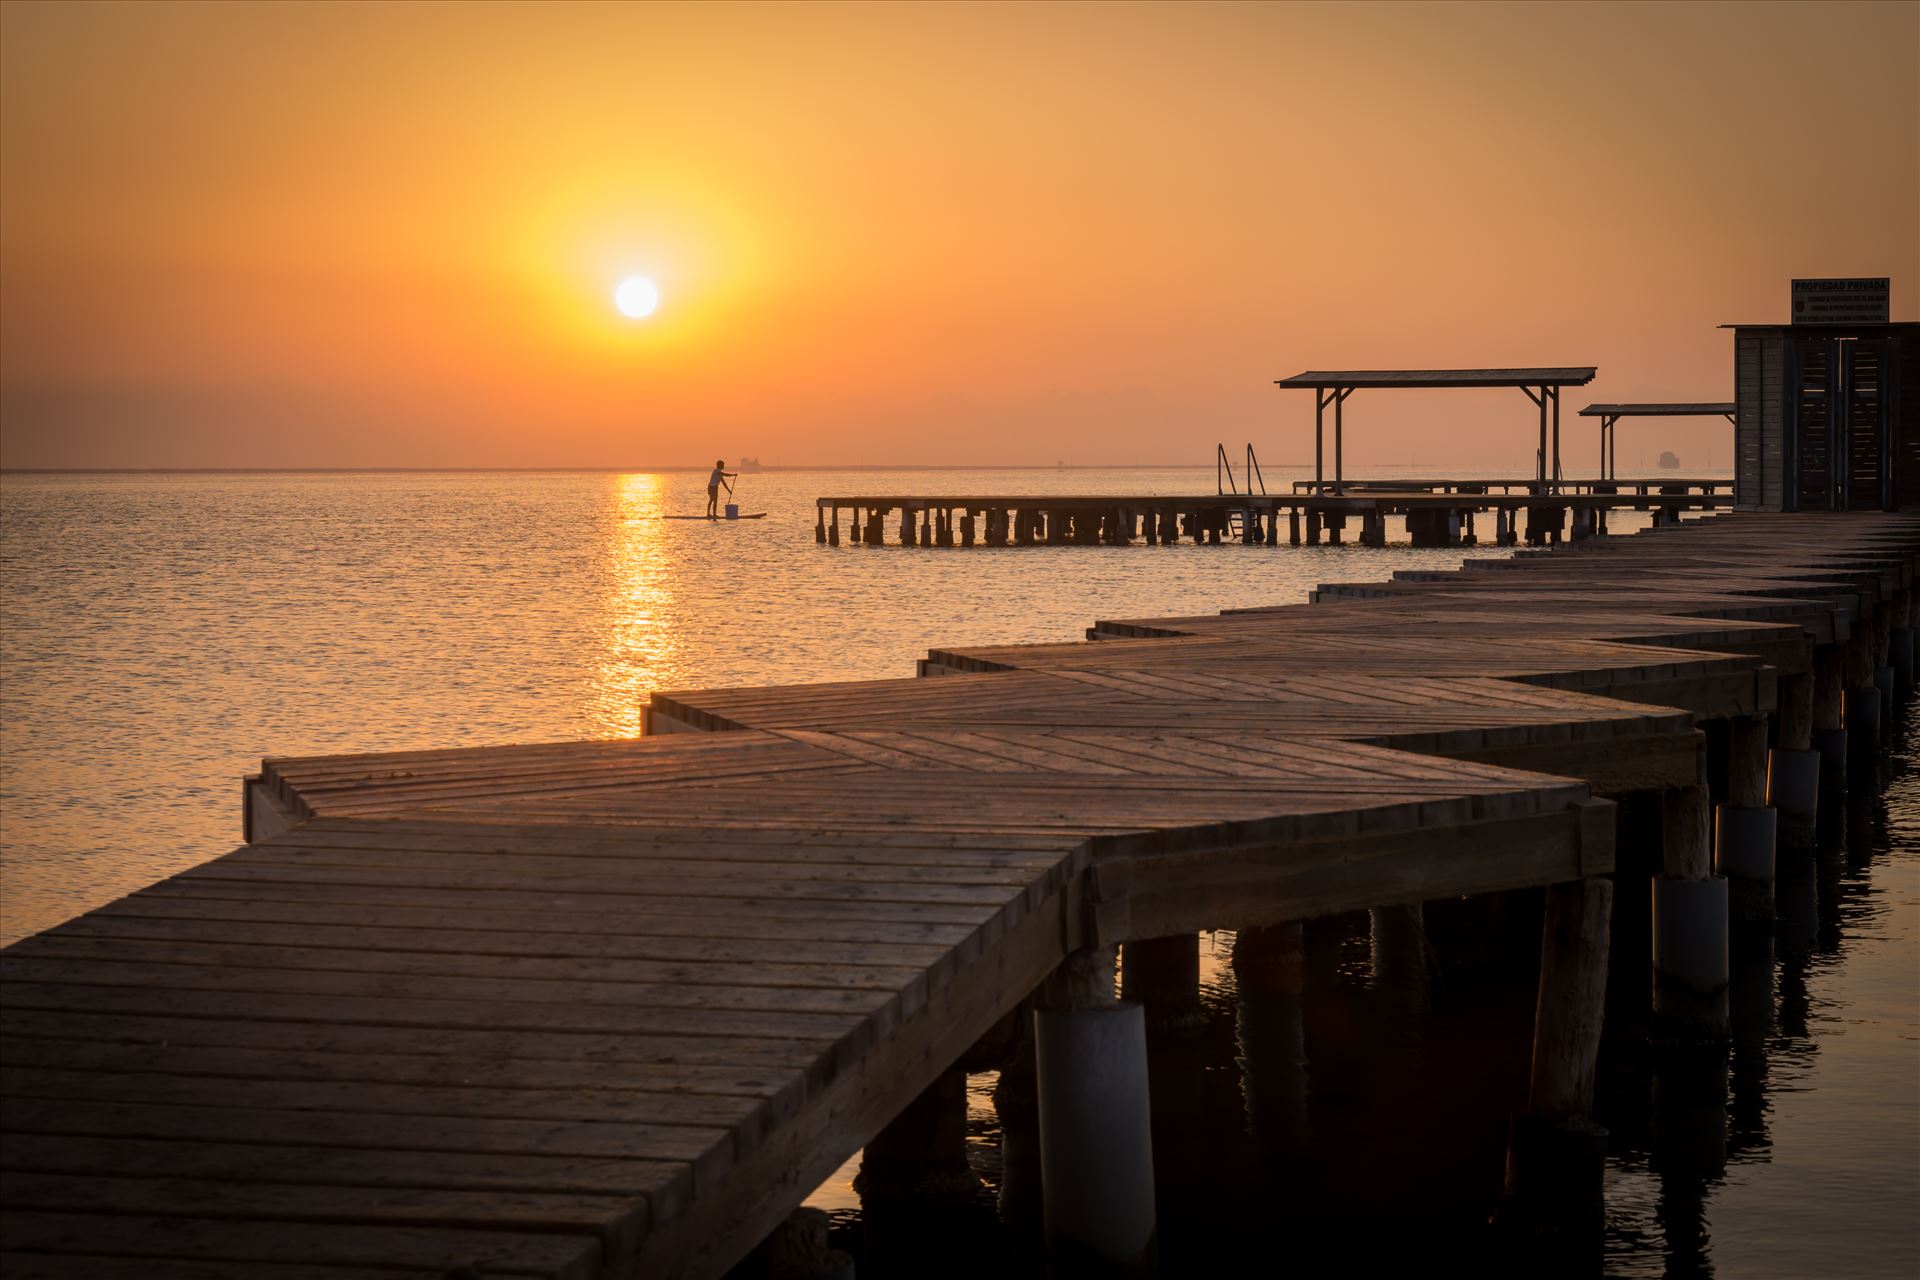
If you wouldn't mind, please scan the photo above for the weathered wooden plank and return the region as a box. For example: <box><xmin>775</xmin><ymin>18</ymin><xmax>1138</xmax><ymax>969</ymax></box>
<box><xmin>0</xmin><ymin>1172</ymin><xmax>646</xmax><ymax>1256</ymax></box>
<box><xmin>0</xmin><ymin>1212</ymin><xmax>600</xmax><ymax>1279</ymax></box>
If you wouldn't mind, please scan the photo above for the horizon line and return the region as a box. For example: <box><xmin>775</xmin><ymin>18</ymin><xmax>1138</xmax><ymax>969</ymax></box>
<box><xmin>0</xmin><ymin>461</ymin><xmax>1305</xmax><ymax>475</ymax></box>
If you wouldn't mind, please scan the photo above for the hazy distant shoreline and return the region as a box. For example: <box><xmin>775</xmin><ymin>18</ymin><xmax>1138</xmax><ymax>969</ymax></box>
<box><xmin>0</xmin><ymin>463</ymin><xmax>1257</xmax><ymax>475</ymax></box>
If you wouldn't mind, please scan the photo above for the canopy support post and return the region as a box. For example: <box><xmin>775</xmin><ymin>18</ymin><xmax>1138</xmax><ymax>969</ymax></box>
<box><xmin>1335</xmin><ymin>387</ymin><xmax>1353</xmax><ymax>496</ymax></box>
<box><xmin>1550</xmin><ymin>386</ymin><xmax>1561</xmax><ymax>492</ymax></box>
<box><xmin>1519</xmin><ymin>385</ymin><xmax>1546</xmax><ymax>488</ymax></box>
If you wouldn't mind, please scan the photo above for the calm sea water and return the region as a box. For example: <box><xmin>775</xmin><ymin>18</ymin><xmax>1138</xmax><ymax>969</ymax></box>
<box><xmin>0</xmin><ymin>466</ymin><xmax>1518</xmax><ymax>941</ymax></box>
<box><xmin>3</xmin><ymin>467</ymin><xmax>1911</xmax><ymax>1278</ymax></box>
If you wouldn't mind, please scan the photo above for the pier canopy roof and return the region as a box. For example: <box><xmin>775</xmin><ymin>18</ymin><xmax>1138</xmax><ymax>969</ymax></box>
<box><xmin>1277</xmin><ymin>368</ymin><xmax>1596</xmax><ymax>390</ymax></box>
<box><xmin>1577</xmin><ymin>403</ymin><xmax>1735</xmax><ymax>480</ymax></box>
<box><xmin>1274</xmin><ymin>367</ymin><xmax>1598</xmax><ymax>495</ymax></box>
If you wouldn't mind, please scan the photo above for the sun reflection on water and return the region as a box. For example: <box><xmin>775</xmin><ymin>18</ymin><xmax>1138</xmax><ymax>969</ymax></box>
<box><xmin>589</xmin><ymin>473</ymin><xmax>678</xmax><ymax>736</ymax></box>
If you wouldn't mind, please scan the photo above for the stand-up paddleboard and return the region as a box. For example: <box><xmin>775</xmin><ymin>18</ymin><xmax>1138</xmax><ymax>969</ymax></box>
<box><xmin>662</xmin><ymin>487</ymin><xmax>764</xmax><ymax>519</ymax></box>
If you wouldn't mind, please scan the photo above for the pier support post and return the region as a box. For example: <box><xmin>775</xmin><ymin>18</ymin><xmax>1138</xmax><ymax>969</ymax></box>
<box><xmin>1360</xmin><ymin>508</ymin><xmax>1386</xmax><ymax>547</ymax></box>
<box><xmin>1499</xmin><ymin>876</ymin><xmax>1612</xmax><ymax>1241</ymax></box>
<box><xmin>1120</xmin><ymin>933</ymin><xmax>1207</xmax><ymax>1033</ymax></box>
<box><xmin>1653</xmin><ymin>785</ymin><xmax>1729</xmax><ymax>1043</ymax></box>
<box><xmin>1843</xmin><ymin>625</ymin><xmax>1881</xmax><ymax>769</ymax></box>
<box><xmin>1873</xmin><ymin>602</ymin><xmax>1895</xmax><ymax>714</ymax></box>
<box><xmin>1714</xmin><ymin>716</ymin><xmax>1775</xmax><ymax>925</ymax></box>
<box><xmin>857</xmin><ymin>1065</ymin><xmax>978</xmax><ymax>1204</ymax></box>
<box><xmin>1305</xmin><ymin>509</ymin><xmax>1321</xmax><ymax>546</ymax></box>
<box><xmin>1812</xmin><ymin>644</ymin><xmax>1847</xmax><ymax>810</ymax></box>
<box><xmin>1289</xmin><ymin>508</ymin><xmax>1301</xmax><ymax>546</ymax></box>
<box><xmin>1769</xmin><ymin>673</ymin><xmax>1818</xmax><ymax>852</ymax></box>
<box><xmin>1035</xmin><ymin>945</ymin><xmax>1156</xmax><ymax>1274</ymax></box>
<box><xmin>815</xmin><ymin>507</ymin><xmax>826</xmax><ymax>543</ymax></box>
<box><xmin>1525</xmin><ymin>506</ymin><xmax>1566</xmax><ymax>546</ymax></box>
<box><xmin>1265</xmin><ymin>509</ymin><xmax>1278</xmax><ymax>545</ymax></box>
<box><xmin>1890</xmin><ymin>589</ymin><xmax>1914</xmax><ymax>695</ymax></box>
<box><xmin>827</xmin><ymin>508</ymin><xmax>839</xmax><ymax>546</ymax></box>
<box><xmin>900</xmin><ymin>508</ymin><xmax>916</xmax><ymax>546</ymax></box>
<box><xmin>1324</xmin><ymin>512</ymin><xmax>1345</xmax><ymax>545</ymax></box>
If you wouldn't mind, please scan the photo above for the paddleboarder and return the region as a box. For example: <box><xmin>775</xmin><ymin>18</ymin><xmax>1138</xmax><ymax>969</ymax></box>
<box><xmin>706</xmin><ymin>460</ymin><xmax>736</xmax><ymax>519</ymax></box>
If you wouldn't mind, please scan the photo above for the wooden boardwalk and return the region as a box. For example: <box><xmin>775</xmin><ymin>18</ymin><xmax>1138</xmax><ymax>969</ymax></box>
<box><xmin>4</xmin><ymin>510</ymin><xmax>1917</xmax><ymax>1277</ymax></box>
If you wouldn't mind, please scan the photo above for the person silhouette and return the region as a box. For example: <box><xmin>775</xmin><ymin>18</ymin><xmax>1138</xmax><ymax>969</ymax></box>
<box><xmin>706</xmin><ymin>459</ymin><xmax>736</xmax><ymax>519</ymax></box>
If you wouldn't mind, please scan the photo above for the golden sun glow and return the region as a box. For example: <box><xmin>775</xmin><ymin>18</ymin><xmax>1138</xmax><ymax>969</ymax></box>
<box><xmin>614</xmin><ymin>275</ymin><xmax>659</xmax><ymax>319</ymax></box>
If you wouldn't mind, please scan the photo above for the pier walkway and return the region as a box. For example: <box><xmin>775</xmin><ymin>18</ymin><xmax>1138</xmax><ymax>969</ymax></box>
<box><xmin>4</xmin><ymin>511</ymin><xmax>1917</xmax><ymax>1278</ymax></box>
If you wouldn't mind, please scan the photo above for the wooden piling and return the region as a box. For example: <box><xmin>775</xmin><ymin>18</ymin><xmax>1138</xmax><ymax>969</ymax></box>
<box><xmin>1500</xmin><ymin>876</ymin><xmax>1612</xmax><ymax>1238</ymax></box>
<box><xmin>1527</xmin><ymin>878</ymin><xmax>1613</xmax><ymax>1121</ymax></box>
<box><xmin>1726</xmin><ymin>718</ymin><xmax>1767</xmax><ymax>811</ymax></box>
<box><xmin>858</xmin><ymin>1067</ymin><xmax>978</xmax><ymax>1201</ymax></box>
<box><xmin>1777</xmin><ymin>673</ymin><xmax>1812</xmax><ymax>752</ymax></box>
<box><xmin>1662</xmin><ymin>784</ymin><xmax>1712</xmax><ymax>881</ymax></box>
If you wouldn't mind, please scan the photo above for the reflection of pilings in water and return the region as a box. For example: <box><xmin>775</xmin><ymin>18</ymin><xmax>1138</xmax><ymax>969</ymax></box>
<box><xmin>1772</xmin><ymin>853</ymin><xmax>1817</xmax><ymax>1042</ymax></box>
<box><xmin>1844</xmin><ymin>787</ymin><xmax>1879</xmax><ymax>865</ymax></box>
<box><xmin>1120</xmin><ymin>933</ymin><xmax>1208</xmax><ymax>1034</ymax></box>
<box><xmin>1817</xmin><ymin>841</ymin><xmax>1850</xmax><ymax>957</ymax></box>
<box><xmin>1300</xmin><ymin>913</ymin><xmax>1369</xmax><ymax>1211</ymax></box>
<box><xmin>1726</xmin><ymin>931</ymin><xmax>1775</xmax><ymax>1160</ymax></box>
<box><xmin>1650</xmin><ymin>1046</ymin><xmax>1729</xmax><ymax>1280</ymax></box>
<box><xmin>1140</xmin><ymin>998</ymin><xmax>1222</xmax><ymax>1237</ymax></box>
<box><xmin>1369</xmin><ymin>903</ymin><xmax>1431</xmax><ymax>1070</ymax></box>
<box><xmin>1232</xmin><ymin>924</ymin><xmax>1311</xmax><ymax>1181</ymax></box>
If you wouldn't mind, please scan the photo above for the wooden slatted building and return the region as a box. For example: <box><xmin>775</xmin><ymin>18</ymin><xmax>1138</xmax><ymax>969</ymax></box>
<box><xmin>1729</xmin><ymin>282</ymin><xmax>1917</xmax><ymax>510</ymax></box>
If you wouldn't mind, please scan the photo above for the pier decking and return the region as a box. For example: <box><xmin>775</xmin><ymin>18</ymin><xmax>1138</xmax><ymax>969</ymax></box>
<box><xmin>4</xmin><ymin>511</ymin><xmax>1917</xmax><ymax>1278</ymax></box>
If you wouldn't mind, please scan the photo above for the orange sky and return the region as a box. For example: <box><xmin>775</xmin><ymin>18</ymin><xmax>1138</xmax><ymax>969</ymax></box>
<box><xmin>2</xmin><ymin>1</ymin><xmax>1915</xmax><ymax>470</ymax></box>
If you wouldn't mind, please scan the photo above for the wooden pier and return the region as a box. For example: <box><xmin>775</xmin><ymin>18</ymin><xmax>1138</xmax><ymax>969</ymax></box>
<box><xmin>3</xmin><ymin>511</ymin><xmax>1916</xmax><ymax>1278</ymax></box>
<box><xmin>813</xmin><ymin>480</ymin><xmax>1732</xmax><ymax>549</ymax></box>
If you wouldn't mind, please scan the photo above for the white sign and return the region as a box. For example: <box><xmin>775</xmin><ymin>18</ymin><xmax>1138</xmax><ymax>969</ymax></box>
<box><xmin>1791</xmin><ymin>277</ymin><xmax>1890</xmax><ymax>325</ymax></box>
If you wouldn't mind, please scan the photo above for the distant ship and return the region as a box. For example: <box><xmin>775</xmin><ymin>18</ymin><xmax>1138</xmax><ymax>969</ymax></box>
<box><xmin>1658</xmin><ymin>451</ymin><xmax>1680</xmax><ymax>470</ymax></box>
<box><xmin>736</xmin><ymin>456</ymin><xmax>764</xmax><ymax>474</ymax></box>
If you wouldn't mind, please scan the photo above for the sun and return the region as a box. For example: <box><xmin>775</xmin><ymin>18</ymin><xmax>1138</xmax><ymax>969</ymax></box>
<box><xmin>614</xmin><ymin>276</ymin><xmax>660</xmax><ymax>319</ymax></box>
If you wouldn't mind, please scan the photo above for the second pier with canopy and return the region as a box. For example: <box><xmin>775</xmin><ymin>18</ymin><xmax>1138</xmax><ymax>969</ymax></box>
<box><xmin>1274</xmin><ymin>367</ymin><xmax>1598</xmax><ymax>496</ymax></box>
<box><xmin>1578</xmin><ymin>402</ymin><xmax>1736</xmax><ymax>481</ymax></box>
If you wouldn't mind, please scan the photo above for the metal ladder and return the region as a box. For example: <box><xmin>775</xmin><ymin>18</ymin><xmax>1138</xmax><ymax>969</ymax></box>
<box><xmin>1216</xmin><ymin>443</ymin><xmax>1267</xmax><ymax>538</ymax></box>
